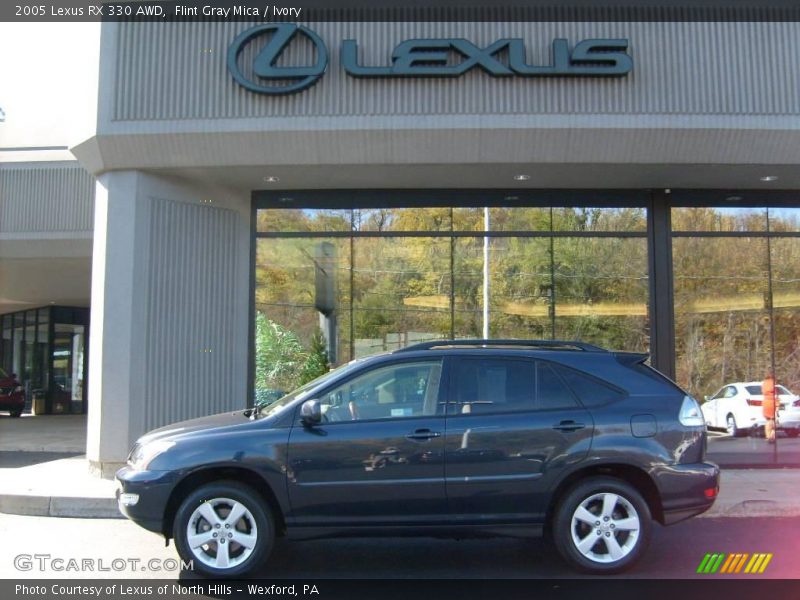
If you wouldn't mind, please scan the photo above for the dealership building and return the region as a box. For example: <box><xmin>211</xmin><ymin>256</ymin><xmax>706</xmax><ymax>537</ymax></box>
<box><xmin>2</xmin><ymin>9</ymin><xmax>800</xmax><ymax>474</ymax></box>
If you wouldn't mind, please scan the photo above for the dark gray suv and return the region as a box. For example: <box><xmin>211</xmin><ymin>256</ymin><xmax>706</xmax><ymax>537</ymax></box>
<box><xmin>116</xmin><ymin>340</ymin><xmax>719</xmax><ymax>577</ymax></box>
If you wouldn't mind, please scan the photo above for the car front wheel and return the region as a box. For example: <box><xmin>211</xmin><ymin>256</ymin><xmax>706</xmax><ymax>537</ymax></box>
<box><xmin>173</xmin><ymin>481</ymin><xmax>273</xmax><ymax>578</ymax></box>
<box><xmin>553</xmin><ymin>477</ymin><xmax>652</xmax><ymax>574</ymax></box>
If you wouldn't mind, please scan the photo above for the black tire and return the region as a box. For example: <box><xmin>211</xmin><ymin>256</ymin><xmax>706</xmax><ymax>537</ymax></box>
<box><xmin>9</xmin><ymin>408</ymin><xmax>22</xmax><ymax>418</ymax></box>
<box><xmin>173</xmin><ymin>481</ymin><xmax>274</xmax><ymax>578</ymax></box>
<box><xmin>552</xmin><ymin>477</ymin><xmax>652</xmax><ymax>575</ymax></box>
<box><xmin>726</xmin><ymin>414</ymin><xmax>740</xmax><ymax>437</ymax></box>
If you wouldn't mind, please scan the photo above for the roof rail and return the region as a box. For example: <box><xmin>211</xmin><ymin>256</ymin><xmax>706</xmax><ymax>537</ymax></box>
<box><xmin>396</xmin><ymin>339</ymin><xmax>607</xmax><ymax>353</ymax></box>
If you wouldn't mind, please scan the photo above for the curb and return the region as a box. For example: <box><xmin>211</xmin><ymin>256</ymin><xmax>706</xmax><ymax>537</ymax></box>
<box><xmin>0</xmin><ymin>493</ymin><xmax>121</xmax><ymax>519</ymax></box>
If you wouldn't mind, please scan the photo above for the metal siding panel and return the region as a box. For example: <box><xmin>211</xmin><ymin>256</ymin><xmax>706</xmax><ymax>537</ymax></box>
<box><xmin>112</xmin><ymin>21</ymin><xmax>800</xmax><ymax>121</ymax></box>
<box><xmin>142</xmin><ymin>198</ymin><xmax>239</xmax><ymax>430</ymax></box>
<box><xmin>0</xmin><ymin>164</ymin><xmax>95</xmax><ymax>233</ymax></box>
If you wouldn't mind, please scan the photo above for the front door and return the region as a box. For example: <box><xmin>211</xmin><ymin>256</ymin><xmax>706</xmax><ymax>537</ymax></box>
<box><xmin>443</xmin><ymin>356</ymin><xmax>594</xmax><ymax>523</ymax></box>
<box><xmin>286</xmin><ymin>359</ymin><xmax>446</xmax><ymax>528</ymax></box>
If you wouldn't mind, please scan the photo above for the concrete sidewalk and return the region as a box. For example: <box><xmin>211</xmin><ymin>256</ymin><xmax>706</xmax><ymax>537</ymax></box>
<box><xmin>1</xmin><ymin>456</ymin><xmax>800</xmax><ymax>520</ymax></box>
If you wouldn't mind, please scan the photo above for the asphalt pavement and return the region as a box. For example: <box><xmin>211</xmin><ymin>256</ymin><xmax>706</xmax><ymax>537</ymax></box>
<box><xmin>706</xmin><ymin>431</ymin><xmax>800</xmax><ymax>467</ymax></box>
<box><xmin>0</xmin><ymin>514</ymin><xmax>796</xmax><ymax>579</ymax></box>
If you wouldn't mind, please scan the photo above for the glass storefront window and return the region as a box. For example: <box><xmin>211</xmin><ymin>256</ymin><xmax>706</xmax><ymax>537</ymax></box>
<box><xmin>353</xmin><ymin>236</ymin><xmax>452</xmax><ymax>356</ymax></box>
<box><xmin>254</xmin><ymin>205</ymin><xmax>651</xmax><ymax>387</ymax></box>
<box><xmin>770</xmin><ymin>238</ymin><xmax>800</xmax><ymax>393</ymax></box>
<box><xmin>0</xmin><ymin>306</ymin><xmax>88</xmax><ymax>415</ymax></box>
<box><xmin>769</xmin><ymin>207</ymin><xmax>800</xmax><ymax>232</ymax></box>
<box><xmin>673</xmin><ymin>237</ymin><xmax>772</xmax><ymax>398</ymax></box>
<box><xmin>353</xmin><ymin>208</ymin><xmax>451</xmax><ymax>232</ymax></box>
<box><xmin>51</xmin><ymin>323</ymin><xmax>86</xmax><ymax>414</ymax></box>
<box><xmin>672</xmin><ymin>206</ymin><xmax>768</xmax><ymax>232</ymax></box>
<box><xmin>256</xmin><ymin>208</ymin><xmax>352</xmax><ymax>233</ymax></box>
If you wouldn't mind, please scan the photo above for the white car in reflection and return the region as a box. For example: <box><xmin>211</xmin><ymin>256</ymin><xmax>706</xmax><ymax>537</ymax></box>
<box><xmin>702</xmin><ymin>382</ymin><xmax>800</xmax><ymax>438</ymax></box>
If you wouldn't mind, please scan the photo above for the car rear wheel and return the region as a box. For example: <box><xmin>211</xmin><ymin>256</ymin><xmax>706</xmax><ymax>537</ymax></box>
<box><xmin>553</xmin><ymin>477</ymin><xmax>652</xmax><ymax>574</ymax></box>
<box><xmin>173</xmin><ymin>481</ymin><xmax>273</xmax><ymax>578</ymax></box>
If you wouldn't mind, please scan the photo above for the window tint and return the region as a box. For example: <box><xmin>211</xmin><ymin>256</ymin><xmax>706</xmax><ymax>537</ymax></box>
<box><xmin>453</xmin><ymin>359</ymin><xmax>535</xmax><ymax>414</ymax></box>
<box><xmin>317</xmin><ymin>361</ymin><xmax>443</xmax><ymax>422</ymax></box>
<box><xmin>745</xmin><ymin>385</ymin><xmax>762</xmax><ymax>395</ymax></box>
<box><xmin>555</xmin><ymin>365</ymin><xmax>624</xmax><ymax>407</ymax></box>
<box><xmin>723</xmin><ymin>386</ymin><xmax>737</xmax><ymax>399</ymax></box>
<box><xmin>537</xmin><ymin>363</ymin><xmax>579</xmax><ymax>410</ymax></box>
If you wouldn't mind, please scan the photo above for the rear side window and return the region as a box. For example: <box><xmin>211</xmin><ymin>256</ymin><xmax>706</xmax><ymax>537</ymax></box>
<box><xmin>555</xmin><ymin>365</ymin><xmax>625</xmax><ymax>408</ymax></box>
<box><xmin>537</xmin><ymin>363</ymin><xmax>579</xmax><ymax>410</ymax></box>
<box><xmin>452</xmin><ymin>359</ymin><xmax>535</xmax><ymax>414</ymax></box>
<box><xmin>451</xmin><ymin>358</ymin><xmax>581</xmax><ymax>414</ymax></box>
<box><xmin>745</xmin><ymin>385</ymin><xmax>762</xmax><ymax>395</ymax></box>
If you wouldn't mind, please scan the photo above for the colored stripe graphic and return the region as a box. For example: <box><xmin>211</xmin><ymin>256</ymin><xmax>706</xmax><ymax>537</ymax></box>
<box><xmin>697</xmin><ymin>554</ymin><xmax>712</xmax><ymax>574</ymax></box>
<box><xmin>713</xmin><ymin>553</ymin><xmax>726</xmax><ymax>573</ymax></box>
<box><xmin>697</xmin><ymin>553</ymin><xmax>771</xmax><ymax>574</ymax></box>
<box><xmin>734</xmin><ymin>554</ymin><xmax>749</xmax><ymax>573</ymax></box>
<box><xmin>720</xmin><ymin>554</ymin><xmax>736</xmax><ymax>573</ymax></box>
<box><xmin>758</xmin><ymin>554</ymin><xmax>773</xmax><ymax>573</ymax></box>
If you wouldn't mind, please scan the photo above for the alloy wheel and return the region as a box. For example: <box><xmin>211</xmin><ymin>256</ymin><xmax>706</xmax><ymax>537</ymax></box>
<box><xmin>185</xmin><ymin>497</ymin><xmax>259</xmax><ymax>570</ymax></box>
<box><xmin>569</xmin><ymin>492</ymin><xmax>641</xmax><ymax>564</ymax></box>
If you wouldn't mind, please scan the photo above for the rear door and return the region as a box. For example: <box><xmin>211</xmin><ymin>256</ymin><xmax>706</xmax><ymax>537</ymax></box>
<box><xmin>443</xmin><ymin>356</ymin><xmax>593</xmax><ymax>523</ymax></box>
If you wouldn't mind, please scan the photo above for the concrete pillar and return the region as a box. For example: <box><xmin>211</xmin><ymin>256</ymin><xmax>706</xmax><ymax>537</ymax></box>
<box><xmin>85</xmin><ymin>170</ymin><xmax>250</xmax><ymax>478</ymax></box>
<box><xmin>86</xmin><ymin>171</ymin><xmax>147</xmax><ymax>477</ymax></box>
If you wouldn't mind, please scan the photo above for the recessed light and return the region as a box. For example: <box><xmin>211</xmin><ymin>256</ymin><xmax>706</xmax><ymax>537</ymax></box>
<box><xmin>513</xmin><ymin>174</ymin><xmax>531</xmax><ymax>181</ymax></box>
<box><xmin>760</xmin><ymin>175</ymin><xmax>778</xmax><ymax>182</ymax></box>
<box><xmin>725</xmin><ymin>195</ymin><xmax>744</xmax><ymax>202</ymax></box>
<box><xmin>263</xmin><ymin>176</ymin><xmax>280</xmax><ymax>183</ymax></box>
<box><xmin>504</xmin><ymin>195</ymin><xmax>520</xmax><ymax>201</ymax></box>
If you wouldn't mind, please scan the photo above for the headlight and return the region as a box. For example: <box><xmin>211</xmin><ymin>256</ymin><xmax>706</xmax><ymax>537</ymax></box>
<box><xmin>127</xmin><ymin>440</ymin><xmax>175</xmax><ymax>470</ymax></box>
<box><xmin>679</xmin><ymin>395</ymin><xmax>705</xmax><ymax>427</ymax></box>
<box><xmin>13</xmin><ymin>386</ymin><xmax>23</xmax><ymax>394</ymax></box>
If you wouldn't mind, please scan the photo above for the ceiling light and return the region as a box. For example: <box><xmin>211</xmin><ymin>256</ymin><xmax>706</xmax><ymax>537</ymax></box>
<box><xmin>760</xmin><ymin>175</ymin><xmax>778</xmax><ymax>182</ymax></box>
<box><xmin>513</xmin><ymin>174</ymin><xmax>531</xmax><ymax>181</ymax></box>
<box><xmin>263</xmin><ymin>176</ymin><xmax>280</xmax><ymax>183</ymax></box>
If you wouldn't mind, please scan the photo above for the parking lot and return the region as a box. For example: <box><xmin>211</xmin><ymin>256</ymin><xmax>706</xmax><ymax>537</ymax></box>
<box><xmin>706</xmin><ymin>430</ymin><xmax>800</xmax><ymax>467</ymax></box>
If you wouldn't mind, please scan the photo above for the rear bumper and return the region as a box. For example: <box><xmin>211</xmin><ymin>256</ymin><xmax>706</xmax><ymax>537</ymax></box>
<box><xmin>0</xmin><ymin>392</ymin><xmax>24</xmax><ymax>410</ymax></box>
<box><xmin>654</xmin><ymin>462</ymin><xmax>720</xmax><ymax>525</ymax></box>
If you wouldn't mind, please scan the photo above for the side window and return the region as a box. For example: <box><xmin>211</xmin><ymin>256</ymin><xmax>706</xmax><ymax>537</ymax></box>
<box><xmin>317</xmin><ymin>360</ymin><xmax>442</xmax><ymax>422</ymax></box>
<box><xmin>723</xmin><ymin>386</ymin><xmax>737</xmax><ymax>399</ymax></box>
<box><xmin>537</xmin><ymin>363</ymin><xmax>579</xmax><ymax>410</ymax></box>
<box><xmin>453</xmin><ymin>358</ymin><xmax>535</xmax><ymax>415</ymax></box>
<box><xmin>554</xmin><ymin>365</ymin><xmax>623</xmax><ymax>408</ymax></box>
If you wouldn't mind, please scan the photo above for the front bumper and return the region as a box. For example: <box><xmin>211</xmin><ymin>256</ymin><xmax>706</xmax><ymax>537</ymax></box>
<box><xmin>115</xmin><ymin>466</ymin><xmax>177</xmax><ymax>535</ymax></box>
<box><xmin>653</xmin><ymin>462</ymin><xmax>720</xmax><ymax>525</ymax></box>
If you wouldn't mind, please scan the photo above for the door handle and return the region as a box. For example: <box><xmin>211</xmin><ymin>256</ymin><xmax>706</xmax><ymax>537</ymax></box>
<box><xmin>552</xmin><ymin>420</ymin><xmax>586</xmax><ymax>432</ymax></box>
<box><xmin>405</xmin><ymin>428</ymin><xmax>442</xmax><ymax>441</ymax></box>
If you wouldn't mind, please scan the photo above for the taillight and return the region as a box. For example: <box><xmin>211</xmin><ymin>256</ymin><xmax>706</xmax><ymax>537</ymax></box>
<box><xmin>746</xmin><ymin>398</ymin><xmax>762</xmax><ymax>407</ymax></box>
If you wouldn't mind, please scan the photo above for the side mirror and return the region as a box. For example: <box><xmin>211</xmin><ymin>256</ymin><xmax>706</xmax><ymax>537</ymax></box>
<box><xmin>703</xmin><ymin>395</ymin><xmax>709</xmax><ymax>402</ymax></box>
<box><xmin>300</xmin><ymin>399</ymin><xmax>322</xmax><ymax>426</ymax></box>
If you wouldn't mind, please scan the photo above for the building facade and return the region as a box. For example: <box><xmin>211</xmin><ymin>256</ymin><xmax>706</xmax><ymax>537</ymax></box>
<box><xmin>3</xmin><ymin>14</ymin><xmax>800</xmax><ymax>474</ymax></box>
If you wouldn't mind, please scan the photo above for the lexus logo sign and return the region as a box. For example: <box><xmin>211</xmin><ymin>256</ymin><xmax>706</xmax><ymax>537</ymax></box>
<box><xmin>228</xmin><ymin>25</ymin><xmax>632</xmax><ymax>95</ymax></box>
<box><xmin>227</xmin><ymin>24</ymin><xmax>329</xmax><ymax>95</ymax></box>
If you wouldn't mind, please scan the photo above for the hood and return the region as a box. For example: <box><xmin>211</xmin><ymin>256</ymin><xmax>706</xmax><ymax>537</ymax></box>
<box><xmin>137</xmin><ymin>410</ymin><xmax>254</xmax><ymax>445</ymax></box>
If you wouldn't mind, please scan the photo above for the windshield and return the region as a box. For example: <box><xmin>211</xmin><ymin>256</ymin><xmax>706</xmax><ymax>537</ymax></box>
<box><xmin>255</xmin><ymin>359</ymin><xmax>367</xmax><ymax>418</ymax></box>
<box><xmin>0</xmin><ymin>367</ymin><xmax>8</xmax><ymax>379</ymax></box>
